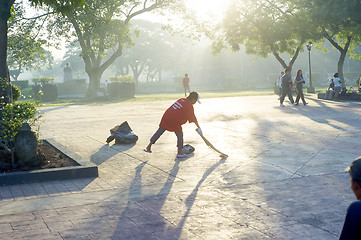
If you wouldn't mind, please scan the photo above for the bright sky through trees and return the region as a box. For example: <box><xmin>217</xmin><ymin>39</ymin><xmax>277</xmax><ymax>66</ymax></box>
<box><xmin>185</xmin><ymin>0</ymin><xmax>231</xmax><ymax>23</ymax></box>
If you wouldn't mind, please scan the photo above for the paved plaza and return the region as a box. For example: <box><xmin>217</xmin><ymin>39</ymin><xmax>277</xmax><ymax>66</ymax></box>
<box><xmin>0</xmin><ymin>94</ymin><xmax>361</xmax><ymax>239</ymax></box>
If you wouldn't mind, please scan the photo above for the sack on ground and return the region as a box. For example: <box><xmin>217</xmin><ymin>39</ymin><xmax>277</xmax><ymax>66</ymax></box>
<box><xmin>106</xmin><ymin>121</ymin><xmax>138</xmax><ymax>144</ymax></box>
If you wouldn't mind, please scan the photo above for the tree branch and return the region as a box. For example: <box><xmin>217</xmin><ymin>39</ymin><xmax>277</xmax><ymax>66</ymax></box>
<box><xmin>321</xmin><ymin>27</ymin><xmax>345</xmax><ymax>53</ymax></box>
<box><xmin>99</xmin><ymin>44</ymin><xmax>123</xmax><ymax>73</ymax></box>
<box><xmin>125</xmin><ymin>1</ymin><xmax>162</xmax><ymax>24</ymax></box>
<box><xmin>271</xmin><ymin>47</ymin><xmax>287</xmax><ymax>69</ymax></box>
<box><xmin>67</xmin><ymin>12</ymin><xmax>93</xmax><ymax>72</ymax></box>
<box><xmin>22</xmin><ymin>11</ymin><xmax>55</xmax><ymax>20</ymax></box>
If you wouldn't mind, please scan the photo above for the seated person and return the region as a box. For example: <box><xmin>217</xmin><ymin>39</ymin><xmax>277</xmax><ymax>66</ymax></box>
<box><xmin>328</xmin><ymin>79</ymin><xmax>335</xmax><ymax>91</ymax></box>
<box><xmin>326</xmin><ymin>79</ymin><xmax>335</xmax><ymax>99</ymax></box>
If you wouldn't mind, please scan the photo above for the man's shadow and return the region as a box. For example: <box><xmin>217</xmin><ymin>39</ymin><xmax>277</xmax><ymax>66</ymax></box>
<box><xmin>162</xmin><ymin>157</ymin><xmax>227</xmax><ymax>239</ymax></box>
<box><xmin>112</xmin><ymin>155</ymin><xmax>226</xmax><ymax>239</ymax></box>
<box><xmin>90</xmin><ymin>143</ymin><xmax>136</xmax><ymax>165</ymax></box>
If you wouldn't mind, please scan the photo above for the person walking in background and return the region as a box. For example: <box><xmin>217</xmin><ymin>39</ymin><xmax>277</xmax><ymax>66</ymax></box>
<box><xmin>339</xmin><ymin>157</ymin><xmax>361</xmax><ymax>239</ymax></box>
<box><xmin>183</xmin><ymin>74</ymin><xmax>191</xmax><ymax>97</ymax></box>
<box><xmin>144</xmin><ymin>92</ymin><xmax>202</xmax><ymax>158</ymax></box>
<box><xmin>356</xmin><ymin>75</ymin><xmax>361</xmax><ymax>91</ymax></box>
<box><xmin>333</xmin><ymin>73</ymin><xmax>343</xmax><ymax>101</ymax></box>
<box><xmin>276</xmin><ymin>71</ymin><xmax>284</xmax><ymax>99</ymax></box>
<box><xmin>294</xmin><ymin>70</ymin><xmax>308</xmax><ymax>106</ymax></box>
<box><xmin>279</xmin><ymin>69</ymin><xmax>296</xmax><ymax>107</ymax></box>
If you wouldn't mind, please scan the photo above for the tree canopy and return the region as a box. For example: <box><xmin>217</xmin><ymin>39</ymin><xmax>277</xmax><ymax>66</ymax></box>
<box><xmin>213</xmin><ymin>0</ymin><xmax>319</xmax><ymax>72</ymax></box>
<box><xmin>36</xmin><ymin>0</ymin><xmax>181</xmax><ymax>98</ymax></box>
<box><xmin>302</xmin><ymin>0</ymin><xmax>361</xmax><ymax>82</ymax></box>
<box><xmin>8</xmin><ymin>1</ymin><xmax>52</xmax><ymax>81</ymax></box>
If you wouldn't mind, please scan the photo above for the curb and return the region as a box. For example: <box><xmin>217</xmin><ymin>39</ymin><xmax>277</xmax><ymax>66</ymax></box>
<box><xmin>0</xmin><ymin>139</ymin><xmax>98</xmax><ymax>186</ymax></box>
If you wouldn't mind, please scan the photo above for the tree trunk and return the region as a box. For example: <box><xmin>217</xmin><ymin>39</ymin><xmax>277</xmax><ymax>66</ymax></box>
<box><xmin>338</xmin><ymin>50</ymin><xmax>346</xmax><ymax>87</ymax></box>
<box><xmin>322</xmin><ymin>30</ymin><xmax>351</xmax><ymax>88</ymax></box>
<box><xmin>0</xmin><ymin>0</ymin><xmax>14</xmax><ymax>105</ymax></box>
<box><xmin>271</xmin><ymin>42</ymin><xmax>302</xmax><ymax>76</ymax></box>
<box><xmin>85</xmin><ymin>70</ymin><xmax>103</xmax><ymax>99</ymax></box>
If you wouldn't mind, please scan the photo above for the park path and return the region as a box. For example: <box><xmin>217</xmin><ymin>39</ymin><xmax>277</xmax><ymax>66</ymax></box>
<box><xmin>0</xmin><ymin>94</ymin><xmax>360</xmax><ymax>239</ymax></box>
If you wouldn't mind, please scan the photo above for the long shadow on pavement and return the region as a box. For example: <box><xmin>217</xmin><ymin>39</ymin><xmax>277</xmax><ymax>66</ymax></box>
<box><xmin>112</xmin><ymin>156</ymin><xmax>226</xmax><ymax>239</ymax></box>
<box><xmin>90</xmin><ymin>143</ymin><xmax>136</xmax><ymax>165</ymax></box>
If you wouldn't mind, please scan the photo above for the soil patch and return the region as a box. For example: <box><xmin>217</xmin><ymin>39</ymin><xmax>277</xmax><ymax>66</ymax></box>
<box><xmin>0</xmin><ymin>141</ymin><xmax>79</xmax><ymax>173</ymax></box>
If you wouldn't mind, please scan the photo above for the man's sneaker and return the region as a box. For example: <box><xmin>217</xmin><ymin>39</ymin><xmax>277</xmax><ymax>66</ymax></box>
<box><xmin>292</xmin><ymin>102</ymin><xmax>297</xmax><ymax>106</ymax></box>
<box><xmin>280</xmin><ymin>103</ymin><xmax>285</xmax><ymax>107</ymax></box>
<box><xmin>304</xmin><ymin>102</ymin><xmax>308</xmax><ymax>106</ymax></box>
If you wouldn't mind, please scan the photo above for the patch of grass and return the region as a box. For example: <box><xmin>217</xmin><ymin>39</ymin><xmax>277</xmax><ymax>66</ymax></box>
<box><xmin>39</xmin><ymin>89</ymin><xmax>276</xmax><ymax>106</ymax></box>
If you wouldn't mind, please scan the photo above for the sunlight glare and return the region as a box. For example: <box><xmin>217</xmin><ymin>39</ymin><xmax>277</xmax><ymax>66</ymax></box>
<box><xmin>185</xmin><ymin>0</ymin><xmax>231</xmax><ymax>23</ymax></box>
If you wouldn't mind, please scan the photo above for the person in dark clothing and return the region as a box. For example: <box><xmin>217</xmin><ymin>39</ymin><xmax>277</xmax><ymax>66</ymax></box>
<box><xmin>279</xmin><ymin>69</ymin><xmax>296</xmax><ymax>107</ymax></box>
<box><xmin>340</xmin><ymin>157</ymin><xmax>361</xmax><ymax>240</ymax></box>
<box><xmin>294</xmin><ymin>70</ymin><xmax>308</xmax><ymax>106</ymax></box>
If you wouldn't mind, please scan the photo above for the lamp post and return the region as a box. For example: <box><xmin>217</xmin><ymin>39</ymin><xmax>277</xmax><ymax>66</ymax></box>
<box><xmin>306</xmin><ymin>41</ymin><xmax>315</xmax><ymax>93</ymax></box>
<box><xmin>134</xmin><ymin>59</ymin><xmax>139</xmax><ymax>84</ymax></box>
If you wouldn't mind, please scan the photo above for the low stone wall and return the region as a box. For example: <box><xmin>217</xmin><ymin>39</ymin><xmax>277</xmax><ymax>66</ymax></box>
<box><xmin>318</xmin><ymin>91</ymin><xmax>361</xmax><ymax>101</ymax></box>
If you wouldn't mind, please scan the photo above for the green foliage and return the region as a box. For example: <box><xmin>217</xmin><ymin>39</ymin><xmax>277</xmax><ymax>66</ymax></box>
<box><xmin>218</xmin><ymin>0</ymin><xmax>319</xmax><ymax>70</ymax></box>
<box><xmin>304</xmin><ymin>0</ymin><xmax>361</xmax><ymax>76</ymax></box>
<box><xmin>109</xmin><ymin>75</ymin><xmax>134</xmax><ymax>83</ymax></box>
<box><xmin>8</xmin><ymin>2</ymin><xmax>53</xmax><ymax>81</ymax></box>
<box><xmin>29</xmin><ymin>0</ymin><xmax>86</xmax><ymax>14</ymax></box>
<box><xmin>11</xmin><ymin>83</ymin><xmax>21</xmax><ymax>101</ymax></box>
<box><xmin>20</xmin><ymin>88</ymin><xmax>34</xmax><ymax>98</ymax></box>
<box><xmin>31</xmin><ymin>0</ymin><xmax>172</xmax><ymax>98</ymax></box>
<box><xmin>0</xmin><ymin>101</ymin><xmax>42</xmax><ymax>143</ymax></box>
<box><xmin>32</xmin><ymin>77</ymin><xmax>55</xmax><ymax>85</ymax></box>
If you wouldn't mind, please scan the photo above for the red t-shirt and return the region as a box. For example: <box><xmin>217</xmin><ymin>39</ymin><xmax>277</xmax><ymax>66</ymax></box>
<box><xmin>183</xmin><ymin>77</ymin><xmax>190</xmax><ymax>88</ymax></box>
<box><xmin>159</xmin><ymin>98</ymin><xmax>197</xmax><ymax>132</ymax></box>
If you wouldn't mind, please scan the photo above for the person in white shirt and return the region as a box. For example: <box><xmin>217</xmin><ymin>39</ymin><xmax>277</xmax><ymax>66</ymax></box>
<box><xmin>333</xmin><ymin>73</ymin><xmax>343</xmax><ymax>101</ymax></box>
<box><xmin>276</xmin><ymin>72</ymin><xmax>284</xmax><ymax>99</ymax></box>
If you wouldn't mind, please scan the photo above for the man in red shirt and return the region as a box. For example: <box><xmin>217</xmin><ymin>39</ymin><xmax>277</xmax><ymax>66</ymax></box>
<box><xmin>145</xmin><ymin>92</ymin><xmax>201</xmax><ymax>158</ymax></box>
<box><xmin>183</xmin><ymin>74</ymin><xmax>190</xmax><ymax>97</ymax></box>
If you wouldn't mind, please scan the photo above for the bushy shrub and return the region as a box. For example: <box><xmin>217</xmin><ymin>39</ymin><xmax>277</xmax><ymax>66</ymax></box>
<box><xmin>20</xmin><ymin>87</ymin><xmax>33</xmax><ymax>98</ymax></box>
<box><xmin>0</xmin><ymin>101</ymin><xmax>41</xmax><ymax>143</ymax></box>
<box><xmin>109</xmin><ymin>75</ymin><xmax>134</xmax><ymax>83</ymax></box>
<box><xmin>108</xmin><ymin>76</ymin><xmax>135</xmax><ymax>98</ymax></box>
<box><xmin>32</xmin><ymin>77</ymin><xmax>55</xmax><ymax>85</ymax></box>
<box><xmin>11</xmin><ymin>83</ymin><xmax>21</xmax><ymax>101</ymax></box>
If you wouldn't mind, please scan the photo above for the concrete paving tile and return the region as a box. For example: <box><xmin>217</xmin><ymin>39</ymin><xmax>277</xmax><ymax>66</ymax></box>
<box><xmin>8</xmin><ymin>227</ymin><xmax>52</xmax><ymax>237</ymax></box>
<box><xmin>46</xmin><ymin>220</ymin><xmax>74</xmax><ymax>232</ymax></box>
<box><xmin>22</xmin><ymin>233</ymin><xmax>63</xmax><ymax>240</ymax></box>
<box><xmin>9</xmin><ymin>188</ymin><xmax>25</xmax><ymax>199</ymax></box>
<box><xmin>283</xmin><ymin>222</ymin><xmax>338</xmax><ymax>238</ymax></box>
<box><xmin>291</xmin><ymin>234</ymin><xmax>338</xmax><ymax>240</ymax></box>
<box><xmin>28</xmin><ymin>183</ymin><xmax>49</xmax><ymax>197</ymax></box>
<box><xmin>59</xmin><ymin>230</ymin><xmax>95</xmax><ymax>240</ymax></box>
<box><xmin>295</xmin><ymin>149</ymin><xmax>359</xmax><ymax>176</ymax></box>
<box><xmin>0</xmin><ymin>213</ymin><xmax>35</xmax><ymax>224</ymax></box>
<box><xmin>10</xmin><ymin>218</ymin><xmax>46</xmax><ymax>228</ymax></box>
<box><xmin>33</xmin><ymin>209</ymin><xmax>59</xmax><ymax>220</ymax></box>
<box><xmin>51</xmin><ymin>182</ymin><xmax>72</xmax><ymax>194</ymax></box>
<box><xmin>109</xmin><ymin>230</ymin><xmax>129</xmax><ymax>239</ymax></box>
<box><xmin>0</xmin><ymin>223</ymin><xmax>12</xmax><ymax>233</ymax></box>
<box><xmin>0</xmin><ymin>186</ymin><xmax>12</xmax><ymax>197</ymax></box>
<box><xmin>40</xmin><ymin>182</ymin><xmax>60</xmax><ymax>195</ymax></box>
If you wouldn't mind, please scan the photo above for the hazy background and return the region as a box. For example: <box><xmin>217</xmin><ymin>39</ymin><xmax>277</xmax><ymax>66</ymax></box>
<box><xmin>18</xmin><ymin>1</ymin><xmax>361</xmax><ymax>94</ymax></box>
